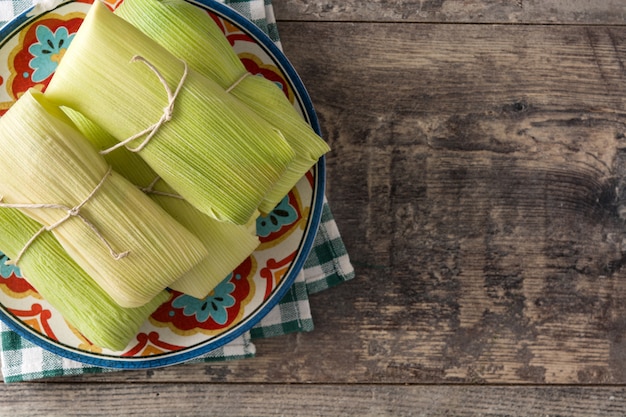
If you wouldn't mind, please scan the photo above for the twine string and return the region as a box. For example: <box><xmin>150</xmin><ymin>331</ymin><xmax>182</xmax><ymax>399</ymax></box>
<box><xmin>225</xmin><ymin>72</ymin><xmax>251</xmax><ymax>94</ymax></box>
<box><xmin>99</xmin><ymin>56</ymin><xmax>189</xmax><ymax>156</ymax></box>
<box><xmin>0</xmin><ymin>166</ymin><xmax>130</xmax><ymax>265</ymax></box>
<box><xmin>139</xmin><ymin>176</ymin><xmax>184</xmax><ymax>200</ymax></box>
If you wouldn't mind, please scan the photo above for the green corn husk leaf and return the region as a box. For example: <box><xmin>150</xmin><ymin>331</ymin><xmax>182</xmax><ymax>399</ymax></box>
<box><xmin>45</xmin><ymin>1</ymin><xmax>295</xmax><ymax>225</ymax></box>
<box><xmin>65</xmin><ymin>108</ymin><xmax>260</xmax><ymax>299</ymax></box>
<box><xmin>114</xmin><ymin>0</ymin><xmax>330</xmax><ymax>213</ymax></box>
<box><xmin>0</xmin><ymin>208</ymin><xmax>168</xmax><ymax>351</ymax></box>
<box><xmin>231</xmin><ymin>76</ymin><xmax>330</xmax><ymax>213</ymax></box>
<box><xmin>0</xmin><ymin>89</ymin><xmax>208</xmax><ymax>308</ymax></box>
<box><xmin>115</xmin><ymin>0</ymin><xmax>248</xmax><ymax>88</ymax></box>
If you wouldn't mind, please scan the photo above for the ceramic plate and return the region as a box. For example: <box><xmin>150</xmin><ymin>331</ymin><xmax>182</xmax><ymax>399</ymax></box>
<box><xmin>0</xmin><ymin>0</ymin><xmax>324</xmax><ymax>368</ymax></box>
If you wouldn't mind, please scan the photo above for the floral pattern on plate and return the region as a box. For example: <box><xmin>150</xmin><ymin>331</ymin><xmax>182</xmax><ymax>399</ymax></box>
<box><xmin>150</xmin><ymin>256</ymin><xmax>256</xmax><ymax>336</ymax></box>
<box><xmin>1</xmin><ymin>12</ymin><xmax>84</xmax><ymax>114</ymax></box>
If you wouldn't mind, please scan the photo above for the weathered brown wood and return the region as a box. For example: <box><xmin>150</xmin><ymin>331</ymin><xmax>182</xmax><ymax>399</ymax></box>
<box><xmin>0</xmin><ymin>384</ymin><xmax>625</xmax><ymax>416</ymax></box>
<box><xmin>274</xmin><ymin>0</ymin><xmax>626</xmax><ymax>24</ymax></box>
<box><xmin>281</xmin><ymin>21</ymin><xmax>626</xmax><ymax>384</ymax></box>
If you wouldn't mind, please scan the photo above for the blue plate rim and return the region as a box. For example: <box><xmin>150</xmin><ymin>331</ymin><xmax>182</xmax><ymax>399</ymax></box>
<box><xmin>0</xmin><ymin>0</ymin><xmax>326</xmax><ymax>369</ymax></box>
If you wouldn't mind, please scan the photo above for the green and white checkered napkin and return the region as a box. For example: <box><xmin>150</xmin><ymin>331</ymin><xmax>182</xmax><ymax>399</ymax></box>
<box><xmin>0</xmin><ymin>0</ymin><xmax>354</xmax><ymax>383</ymax></box>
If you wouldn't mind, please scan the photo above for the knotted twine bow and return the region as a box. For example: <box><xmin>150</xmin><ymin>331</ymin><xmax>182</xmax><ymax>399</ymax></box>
<box><xmin>101</xmin><ymin>56</ymin><xmax>251</xmax><ymax>199</ymax></box>
<box><xmin>0</xmin><ymin>166</ymin><xmax>129</xmax><ymax>265</ymax></box>
<box><xmin>99</xmin><ymin>55</ymin><xmax>189</xmax><ymax>156</ymax></box>
<box><xmin>99</xmin><ymin>56</ymin><xmax>250</xmax><ymax>156</ymax></box>
<box><xmin>139</xmin><ymin>176</ymin><xmax>184</xmax><ymax>199</ymax></box>
<box><xmin>225</xmin><ymin>72</ymin><xmax>251</xmax><ymax>93</ymax></box>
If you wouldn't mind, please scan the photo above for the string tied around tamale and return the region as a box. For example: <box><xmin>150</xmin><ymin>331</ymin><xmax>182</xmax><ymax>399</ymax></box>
<box><xmin>99</xmin><ymin>55</ymin><xmax>189</xmax><ymax>155</ymax></box>
<box><xmin>140</xmin><ymin>176</ymin><xmax>184</xmax><ymax>200</ymax></box>
<box><xmin>0</xmin><ymin>166</ymin><xmax>129</xmax><ymax>266</ymax></box>
<box><xmin>225</xmin><ymin>72</ymin><xmax>251</xmax><ymax>94</ymax></box>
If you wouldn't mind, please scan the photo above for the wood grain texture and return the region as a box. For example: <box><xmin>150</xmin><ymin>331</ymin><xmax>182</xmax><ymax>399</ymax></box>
<box><xmin>280</xmin><ymin>21</ymin><xmax>626</xmax><ymax>384</ymax></box>
<box><xmin>274</xmin><ymin>0</ymin><xmax>626</xmax><ymax>24</ymax></box>
<box><xmin>0</xmin><ymin>384</ymin><xmax>625</xmax><ymax>416</ymax></box>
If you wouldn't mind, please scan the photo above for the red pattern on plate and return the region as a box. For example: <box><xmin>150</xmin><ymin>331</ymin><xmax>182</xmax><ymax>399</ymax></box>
<box><xmin>260</xmin><ymin>252</ymin><xmax>296</xmax><ymax>298</ymax></box>
<box><xmin>9</xmin><ymin>303</ymin><xmax>56</xmax><ymax>339</ymax></box>
<box><xmin>0</xmin><ymin>271</ymin><xmax>39</xmax><ymax>299</ymax></box>
<box><xmin>123</xmin><ymin>331</ymin><xmax>185</xmax><ymax>356</ymax></box>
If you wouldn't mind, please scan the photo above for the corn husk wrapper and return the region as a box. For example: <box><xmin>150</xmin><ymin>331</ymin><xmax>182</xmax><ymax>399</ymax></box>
<box><xmin>45</xmin><ymin>1</ymin><xmax>295</xmax><ymax>225</ymax></box>
<box><xmin>114</xmin><ymin>0</ymin><xmax>330</xmax><ymax>213</ymax></box>
<box><xmin>65</xmin><ymin>109</ymin><xmax>260</xmax><ymax>299</ymax></box>
<box><xmin>0</xmin><ymin>207</ymin><xmax>168</xmax><ymax>351</ymax></box>
<box><xmin>0</xmin><ymin>90</ymin><xmax>208</xmax><ymax>308</ymax></box>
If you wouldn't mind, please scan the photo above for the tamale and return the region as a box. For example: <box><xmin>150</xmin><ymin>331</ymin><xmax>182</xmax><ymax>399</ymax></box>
<box><xmin>0</xmin><ymin>207</ymin><xmax>168</xmax><ymax>351</ymax></box>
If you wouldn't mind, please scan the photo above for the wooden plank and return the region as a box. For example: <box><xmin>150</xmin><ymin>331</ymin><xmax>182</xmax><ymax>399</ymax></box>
<box><xmin>276</xmin><ymin>22</ymin><xmax>626</xmax><ymax>384</ymax></box>
<box><xmin>273</xmin><ymin>0</ymin><xmax>626</xmax><ymax>25</ymax></box>
<box><xmin>0</xmin><ymin>384</ymin><xmax>625</xmax><ymax>416</ymax></box>
<box><xmin>30</xmin><ymin>21</ymin><xmax>626</xmax><ymax>385</ymax></box>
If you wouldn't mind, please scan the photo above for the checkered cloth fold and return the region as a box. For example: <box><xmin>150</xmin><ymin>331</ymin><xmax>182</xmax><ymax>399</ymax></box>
<box><xmin>0</xmin><ymin>0</ymin><xmax>354</xmax><ymax>383</ymax></box>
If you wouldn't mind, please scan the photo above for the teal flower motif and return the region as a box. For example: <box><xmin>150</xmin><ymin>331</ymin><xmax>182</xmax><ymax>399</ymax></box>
<box><xmin>0</xmin><ymin>253</ymin><xmax>20</xmax><ymax>278</ymax></box>
<box><xmin>256</xmin><ymin>195</ymin><xmax>298</xmax><ymax>237</ymax></box>
<box><xmin>28</xmin><ymin>25</ymin><xmax>74</xmax><ymax>82</ymax></box>
<box><xmin>172</xmin><ymin>278</ymin><xmax>236</xmax><ymax>325</ymax></box>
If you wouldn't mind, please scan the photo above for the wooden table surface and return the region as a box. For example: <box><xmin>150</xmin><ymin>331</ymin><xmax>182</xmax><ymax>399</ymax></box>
<box><xmin>5</xmin><ymin>0</ymin><xmax>626</xmax><ymax>415</ymax></box>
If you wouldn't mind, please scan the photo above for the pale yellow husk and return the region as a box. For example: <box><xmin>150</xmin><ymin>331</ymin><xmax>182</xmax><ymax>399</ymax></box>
<box><xmin>45</xmin><ymin>1</ymin><xmax>295</xmax><ymax>225</ymax></box>
<box><xmin>65</xmin><ymin>108</ymin><xmax>260</xmax><ymax>299</ymax></box>
<box><xmin>114</xmin><ymin>0</ymin><xmax>330</xmax><ymax>213</ymax></box>
<box><xmin>0</xmin><ymin>90</ymin><xmax>208</xmax><ymax>308</ymax></box>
